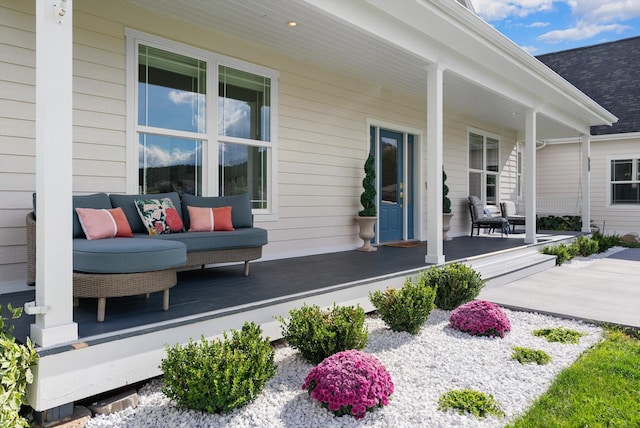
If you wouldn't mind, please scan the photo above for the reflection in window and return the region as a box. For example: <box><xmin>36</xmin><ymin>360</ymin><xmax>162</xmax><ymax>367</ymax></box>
<box><xmin>219</xmin><ymin>66</ymin><xmax>270</xmax><ymax>141</ymax></box>
<box><xmin>139</xmin><ymin>134</ymin><xmax>201</xmax><ymax>195</ymax></box>
<box><xmin>138</xmin><ymin>45</ymin><xmax>206</xmax><ymax>133</ymax></box>
<box><xmin>219</xmin><ymin>143</ymin><xmax>268</xmax><ymax>209</ymax></box>
<box><xmin>611</xmin><ymin>159</ymin><xmax>640</xmax><ymax>204</ymax></box>
<box><xmin>381</xmin><ymin>137</ymin><xmax>398</xmax><ymax>203</ymax></box>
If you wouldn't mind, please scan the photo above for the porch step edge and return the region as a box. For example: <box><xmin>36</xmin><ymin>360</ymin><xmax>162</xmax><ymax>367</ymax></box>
<box><xmin>466</xmin><ymin>252</ymin><xmax>557</xmax><ymax>288</ymax></box>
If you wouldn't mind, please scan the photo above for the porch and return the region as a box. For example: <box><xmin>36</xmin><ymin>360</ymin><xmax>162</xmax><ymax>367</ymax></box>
<box><xmin>3</xmin><ymin>232</ymin><xmax>573</xmax><ymax>412</ymax></box>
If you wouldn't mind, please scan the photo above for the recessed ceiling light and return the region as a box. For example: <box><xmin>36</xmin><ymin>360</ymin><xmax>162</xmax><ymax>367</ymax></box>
<box><xmin>286</xmin><ymin>21</ymin><xmax>299</xmax><ymax>27</ymax></box>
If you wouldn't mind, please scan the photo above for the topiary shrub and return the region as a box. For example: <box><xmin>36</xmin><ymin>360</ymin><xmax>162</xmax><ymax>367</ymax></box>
<box><xmin>541</xmin><ymin>243</ymin><xmax>577</xmax><ymax>265</ymax></box>
<box><xmin>359</xmin><ymin>154</ymin><xmax>376</xmax><ymax>217</ymax></box>
<box><xmin>302</xmin><ymin>350</ymin><xmax>394</xmax><ymax>419</ymax></box>
<box><xmin>448</xmin><ymin>300</ymin><xmax>511</xmax><ymax>338</ymax></box>
<box><xmin>511</xmin><ymin>346</ymin><xmax>552</xmax><ymax>365</ymax></box>
<box><xmin>369</xmin><ymin>271</ymin><xmax>437</xmax><ymax>335</ymax></box>
<box><xmin>438</xmin><ymin>389</ymin><xmax>504</xmax><ymax>419</ymax></box>
<box><xmin>424</xmin><ymin>263</ymin><xmax>485</xmax><ymax>310</ymax></box>
<box><xmin>570</xmin><ymin>235</ymin><xmax>599</xmax><ymax>257</ymax></box>
<box><xmin>160</xmin><ymin>322</ymin><xmax>276</xmax><ymax>414</ymax></box>
<box><xmin>278</xmin><ymin>303</ymin><xmax>368</xmax><ymax>365</ymax></box>
<box><xmin>0</xmin><ymin>304</ymin><xmax>38</xmax><ymax>428</ymax></box>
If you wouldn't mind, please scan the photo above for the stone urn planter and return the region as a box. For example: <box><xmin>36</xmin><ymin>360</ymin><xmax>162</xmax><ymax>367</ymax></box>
<box><xmin>355</xmin><ymin>216</ymin><xmax>378</xmax><ymax>251</ymax></box>
<box><xmin>443</xmin><ymin>213</ymin><xmax>453</xmax><ymax>241</ymax></box>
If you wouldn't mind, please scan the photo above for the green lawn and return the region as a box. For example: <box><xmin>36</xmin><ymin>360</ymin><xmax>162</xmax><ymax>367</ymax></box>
<box><xmin>508</xmin><ymin>328</ymin><xmax>640</xmax><ymax>427</ymax></box>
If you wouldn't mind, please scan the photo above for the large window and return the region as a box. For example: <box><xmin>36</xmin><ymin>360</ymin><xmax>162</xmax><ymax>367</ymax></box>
<box><xmin>127</xmin><ymin>30</ymin><xmax>277</xmax><ymax>212</ymax></box>
<box><xmin>468</xmin><ymin>130</ymin><xmax>500</xmax><ymax>205</ymax></box>
<box><xmin>610</xmin><ymin>159</ymin><xmax>640</xmax><ymax>204</ymax></box>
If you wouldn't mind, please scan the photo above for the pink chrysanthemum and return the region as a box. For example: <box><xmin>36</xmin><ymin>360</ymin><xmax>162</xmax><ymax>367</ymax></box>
<box><xmin>302</xmin><ymin>350</ymin><xmax>394</xmax><ymax>419</ymax></box>
<box><xmin>449</xmin><ymin>300</ymin><xmax>511</xmax><ymax>338</ymax></box>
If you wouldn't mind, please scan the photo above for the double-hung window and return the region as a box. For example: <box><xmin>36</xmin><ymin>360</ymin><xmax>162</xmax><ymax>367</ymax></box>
<box><xmin>610</xmin><ymin>158</ymin><xmax>640</xmax><ymax>205</ymax></box>
<box><xmin>127</xmin><ymin>30</ymin><xmax>277</xmax><ymax>213</ymax></box>
<box><xmin>468</xmin><ymin>129</ymin><xmax>500</xmax><ymax>206</ymax></box>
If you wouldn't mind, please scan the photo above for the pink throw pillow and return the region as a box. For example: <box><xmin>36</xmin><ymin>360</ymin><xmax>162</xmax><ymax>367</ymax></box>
<box><xmin>188</xmin><ymin>206</ymin><xmax>235</xmax><ymax>232</ymax></box>
<box><xmin>75</xmin><ymin>207</ymin><xmax>133</xmax><ymax>240</ymax></box>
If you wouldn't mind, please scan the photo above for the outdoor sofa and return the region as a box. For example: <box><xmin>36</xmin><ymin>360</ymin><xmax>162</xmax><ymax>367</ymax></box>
<box><xmin>26</xmin><ymin>192</ymin><xmax>268</xmax><ymax>322</ymax></box>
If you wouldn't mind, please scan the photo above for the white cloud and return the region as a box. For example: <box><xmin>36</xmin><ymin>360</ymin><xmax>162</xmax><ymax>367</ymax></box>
<box><xmin>521</xmin><ymin>45</ymin><xmax>540</xmax><ymax>54</ymax></box>
<box><xmin>529</xmin><ymin>21</ymin><xmax>550</xmax><ymax>27</ymax></box>
<box><xmin>538</xmin><ymin>21</ymin><xmax>630</xmax><ymax>42</ymax></box>
<box><xmin>568</xmin><ymin>0</ymin><xmax>640</xmax><ymax>24</ymax></box>
<box><xmin>473</xmin><ymin>0</ymin><xmax>554</xmax><ymax>21</ymax></box>
<box><xmin>168</xmin><ymin>90</ymin><xmax>206</xmax><ymax>133</ymax></box>
<box><xmin>139</xmin><ymin>143</ymin><xmax>198</xmax><ymax>168</ymax></box>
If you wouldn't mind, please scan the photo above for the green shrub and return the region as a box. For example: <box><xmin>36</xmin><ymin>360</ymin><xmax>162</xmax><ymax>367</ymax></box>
<box><xmin>0</xmin><ymin>304</ymin><xmax>38</xmax><ymax>428</ymax></box>
<box><xmin>423</xmin><ymin>263</ymin><xmax>485</xmax><ymax>310</ymax></box>
<box><xmin>533</xmin><ymin>327</ymin><xmax>585</xmax><ymax>344</ymax></box>
<box><xmin>369</xmin><ymin>271</ymin><xmax>437</xmax><ymax>335</ymax></box>
<box><xmin>570</xmin><ymin>235</ymin><xmax>599</xmax><ymax>257</ymax></box>
<box><xmin>160</xmin><ymin>322</ymin><xmax>276</xmax><ymax>414</ymax></box>
<box><xmin>438</xmin><ymin>389</ymin><xmax>504</xmax><ymax>419</ymax></box>
<box><xmin>591</xmin><ymin>232</ymin><xmax>622</xmax><ymax>253</ymax></box>
<box><xmin>538</xmin><ymin>215</ymin><xmax>582</xmax><ymax>231</ymax></box>
<box><xmin>541</xmin><ymin>243</ymin><xmax>577</xmax><ymax>265</ymax></box>
<box><xmin>511</xmin><ymin>347</ymin><xmax>552</xmax><ymax>365</ymax></box>
<box><xmin>278</xmin><ymin>304</ymin><xmax>368</xmax><ymax>365</ymax></box>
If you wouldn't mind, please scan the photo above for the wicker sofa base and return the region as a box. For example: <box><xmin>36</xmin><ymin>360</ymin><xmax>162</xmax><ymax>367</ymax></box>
<box><xmin>186</xmin><ymin>247</ymin><xmax>262</xmax><ymax>276</ymax></box>
<box><xmin>73</xmin><ymin>269</ymin><xmax>177</xmax><ymax>322</ymax></box>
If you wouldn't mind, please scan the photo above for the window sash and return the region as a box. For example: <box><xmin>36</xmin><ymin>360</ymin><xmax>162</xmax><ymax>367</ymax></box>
<box><xmin>610</xmin><ymin>158</ymin><xmax>640</xmax><ymax>204</ymax></box>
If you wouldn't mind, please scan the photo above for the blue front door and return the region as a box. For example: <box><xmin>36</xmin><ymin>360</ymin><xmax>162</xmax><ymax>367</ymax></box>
<box><xmin>378</xmin><ymin>129</ymin><xmax>404</xmax><ymax>242</ymax></box>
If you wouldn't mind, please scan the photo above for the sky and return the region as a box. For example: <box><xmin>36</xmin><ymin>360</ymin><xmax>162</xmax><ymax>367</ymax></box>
<box><xmin>472</xmin><ymin>0</ymin><xmax>640</xmax><ymax>55</ymax></box>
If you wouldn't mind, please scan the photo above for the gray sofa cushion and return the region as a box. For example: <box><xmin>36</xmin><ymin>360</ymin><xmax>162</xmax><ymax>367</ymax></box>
<box><xmin>181</xmin><ymin>193</ymin><xmax>253</xmax><ymax>229</ymax></box>
<box><xmin>73</xmin><ymin>238</ymin><xmax>186</xmax><ymax>274</ymax></box>
<box><xmin>468</xmin><ymin>195</ymin><xmax>486</xmax><ymax>220</ymax></box>
<box><xmin>110</xmin><ymin>192</ymin><xmax>183</xmax><ymax>234</ymax></box>
<box><xmin>137</xmin><ymin>227</ymin><xmax>268</xmax><ymax>252</ymax></box>
<box><xmin>33</xmin><ymin>192</ymin><xmax>113</xmax><ymax>239</ymax></box>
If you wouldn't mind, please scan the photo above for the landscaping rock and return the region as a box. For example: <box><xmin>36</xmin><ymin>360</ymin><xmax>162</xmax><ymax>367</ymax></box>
<box><xmin>88</xmin><ymin>390</ymin><xmax>139</xmax><ymax>416</ymax></box>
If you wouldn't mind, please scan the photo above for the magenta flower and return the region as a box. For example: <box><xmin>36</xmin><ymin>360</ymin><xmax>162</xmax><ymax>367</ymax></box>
<box><xmin>449</xmin><ymin>300</ymin><xmax>511</xmax><ymax>338</ymax></box>
<box><xmin>302</xmin><ymin>350</ymin><xmax>394</xmax><ymax>419</ymax></box>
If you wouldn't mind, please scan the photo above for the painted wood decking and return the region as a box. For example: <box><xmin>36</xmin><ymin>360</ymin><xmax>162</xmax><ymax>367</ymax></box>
<box><xmin>3</xmin><ymin>236</ymin><xmax>533</xmax><ymax>347</ymax></box>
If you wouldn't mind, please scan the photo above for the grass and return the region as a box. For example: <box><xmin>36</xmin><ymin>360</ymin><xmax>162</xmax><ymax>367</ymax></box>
<box><xmin>508</xmin><ymin>328</ymin><xmax>640</xmax><ymax>427</ymax></box>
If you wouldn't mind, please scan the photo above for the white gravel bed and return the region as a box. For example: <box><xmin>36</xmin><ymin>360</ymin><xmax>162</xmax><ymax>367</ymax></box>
<box><xmin>86</xmin><ymin>309</ymin><xmax>602</xmax><ymax>428</ymax></box>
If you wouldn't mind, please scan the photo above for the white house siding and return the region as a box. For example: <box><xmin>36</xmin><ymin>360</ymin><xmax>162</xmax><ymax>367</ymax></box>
<box><xmin>536</xmin><ymin>141</ymin><xmax>583</xmax><ymax>215</ymax></box>
<box><xmin>536</xmin><ymin>137</ymin><xmax>640</xmax><ymax>235</ymax></box>
<box><xmin>0</xmin><ymin>0</ymin><xmax>523</xmax><ymax>286</ymax></box>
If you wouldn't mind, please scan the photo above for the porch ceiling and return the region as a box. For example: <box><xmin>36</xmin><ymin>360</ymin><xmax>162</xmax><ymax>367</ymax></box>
<box><xmin>126</xmin><ymin>0</ymin><xmax>614</xmax><ymax>139</ymax></box>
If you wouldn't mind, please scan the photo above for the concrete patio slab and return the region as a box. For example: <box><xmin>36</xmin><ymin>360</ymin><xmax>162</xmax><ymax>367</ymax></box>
<box><xmin>479</xmin><ymin>248</ymin><xmax>640</xmax><ymax>329</ymax></box>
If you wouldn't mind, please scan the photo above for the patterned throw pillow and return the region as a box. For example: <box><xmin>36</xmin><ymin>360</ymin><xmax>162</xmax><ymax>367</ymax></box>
<box><xmin>75</xmin><ymin>207</ymin><xmax>133</xmax><ymax>240</ymax></box>
<box><xmin>187</xmin><ymin>206</ymin><xmax>235</xmax><ymax>232</ymax></box>
<box><xmin>134</xmin><ymin>198</ymin><xmax>184</xmax><ymax>235</ymax></box>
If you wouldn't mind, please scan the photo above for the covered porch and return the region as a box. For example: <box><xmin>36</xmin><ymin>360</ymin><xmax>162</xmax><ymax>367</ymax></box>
<box><xmin>5</xmin><ymin>231</ymin><xmax>575</xmax><ymax>412</ymax></box>
<box><xmin>12</xmin><ymin>0</ymin><xmax>616</xmax><ymax>416</ymax></box>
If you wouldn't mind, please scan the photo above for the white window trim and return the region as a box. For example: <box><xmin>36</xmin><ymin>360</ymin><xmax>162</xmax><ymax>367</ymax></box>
<box><xmin>467</xmin><ymin>127</ymin><xmax>501</xmax><ymax>206</ymax></box>
<box><xmin>606</xmin><ymin>154</ymin><xmax>640</xmax><ymax>209</ymax></box>
<box><xmin>124</xmin><ymin>28</ymin><xmax>279</xmax><ymax>220</ymax></box>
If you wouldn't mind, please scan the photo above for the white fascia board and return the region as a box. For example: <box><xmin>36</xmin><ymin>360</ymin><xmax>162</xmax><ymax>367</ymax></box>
<box><xmin>304</xmin><ymin>0</ymin><xmax>616</xmax><ymax>130</ymax></box>
<box><xmin>545</xmin><ymin>132</ymin><xmax>640</xmax><ymax>145</ymax></box>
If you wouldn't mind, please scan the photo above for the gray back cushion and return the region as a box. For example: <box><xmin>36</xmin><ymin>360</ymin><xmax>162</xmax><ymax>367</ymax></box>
<box><xmin>110</xmin><ymin>192</ymin><xmax>182</xmax><ymax>234</ymax></box>
<box><xmin>468</xmin><ymin>195</ymin><xmax>486</xmax><ymax>220</ymax></box>
<box><xmin>181</xmin><ymin>193</ymin><xmax>253</xmax><ymax>229</ymax></box>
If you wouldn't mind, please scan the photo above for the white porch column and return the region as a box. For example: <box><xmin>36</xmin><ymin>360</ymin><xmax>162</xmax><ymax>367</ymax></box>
<box><xmin>524</xmin><ymin>109</ymin><xmax>537</xmax><ymax>244</ymax></box>
<box><xmin>581</xmin><ymin>135</ymin><xmax>591</xmax><ymax>233</ymax></box>
<box><xmin>29</xmin><ymin>0</ymin><xmax>78</xmax><ymax>347</ymax></box>
<box><xmin>425</xmin><ymin>63</ymin><xmax>445</xmax><ymax>264</ymax></box>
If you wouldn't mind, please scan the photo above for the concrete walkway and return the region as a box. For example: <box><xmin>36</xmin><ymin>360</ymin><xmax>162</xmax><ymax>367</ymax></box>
<box><xmin>479</xmin><ymin>248</ymin><xmax>640</xmax><ymax>329</ymax></box>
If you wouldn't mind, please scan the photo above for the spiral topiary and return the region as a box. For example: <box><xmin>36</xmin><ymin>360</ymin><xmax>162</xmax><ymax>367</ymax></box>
<box><xmin>359</xmin><ymin>154</ymin><xmax>377</xmax><ymax>217</ymax></box>
<box><xmin>443</xmin><ymin>169</ymin><xmax>451</xmax><ymax>214</ymax></box>
<box><xmin>448</xmin><ymin>300</ymin><xmax>511</xmax><ymax>338</ymax></box>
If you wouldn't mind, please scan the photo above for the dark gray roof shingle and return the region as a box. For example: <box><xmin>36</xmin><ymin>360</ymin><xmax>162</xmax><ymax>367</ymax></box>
<box><xmin>537</xmin><ymin>36</ymin><xmax>640</xmax><ymax>135</ymax></box>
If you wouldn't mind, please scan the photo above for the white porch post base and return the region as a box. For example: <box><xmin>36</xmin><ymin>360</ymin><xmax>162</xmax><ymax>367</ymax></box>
<box><xmin>30</xmin><ymin>322</ymin><xmax>78</xmax><ymax>349</ymax></box>
<box><xmin>425</xmin><ymin>254</ymin><xmax>445</xmax><ymax>264</ymax></box>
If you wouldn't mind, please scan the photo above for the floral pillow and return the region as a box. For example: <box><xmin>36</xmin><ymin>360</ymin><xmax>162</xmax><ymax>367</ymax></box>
<box><xmin>187</xmin><ymin>206</ymin><xmax>235</xmax><ymax>232</ymax></box>
<box><xmin>134</xmin><ymin>198</ymin><xmax>184</xmax><ymax>235</ymax></box>
<box><xmin>75</xmin><ymin>207</ymin><xmax>133</xmax><ymax>240</ymax></box>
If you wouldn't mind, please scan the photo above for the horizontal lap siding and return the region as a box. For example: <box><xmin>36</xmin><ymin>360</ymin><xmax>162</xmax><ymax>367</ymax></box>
<box><xmin>0</xmin><ymin>0</ymin><xmax>515</xmax><ymax>283</ymax></box>
<box><xmin>591</xmin><ymin>139</ymin><xmax>640</xmax><ymax>235</ymax></box>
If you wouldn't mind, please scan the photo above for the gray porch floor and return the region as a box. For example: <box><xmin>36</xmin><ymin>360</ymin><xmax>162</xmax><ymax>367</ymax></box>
<box><xmin>4</xmin><ymin>235</ymin><xmax>533</xmax><ymax>345</ymax></box>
